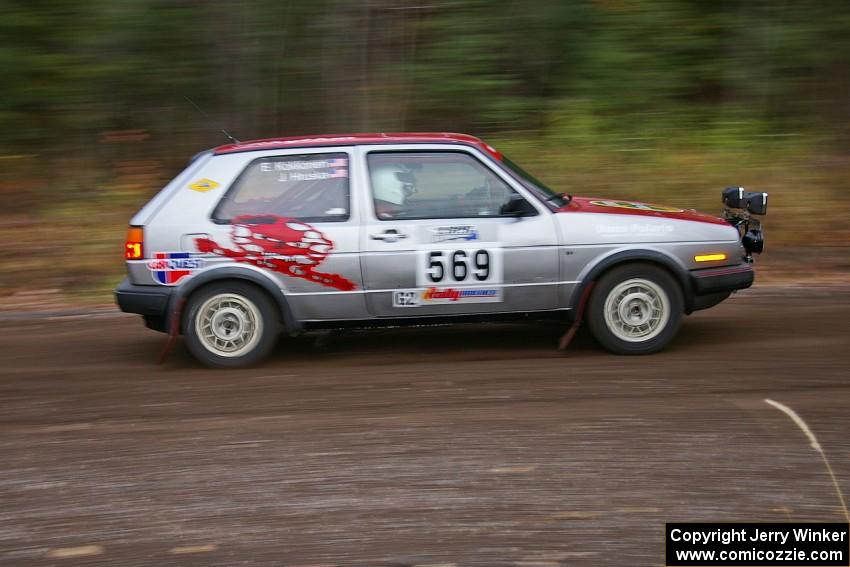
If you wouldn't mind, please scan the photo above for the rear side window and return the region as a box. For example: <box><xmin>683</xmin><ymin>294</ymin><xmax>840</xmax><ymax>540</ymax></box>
<box><xmin>213</xmin><ymin>152</ymin><xmax>350</xmax><ymax>223</ymax></box>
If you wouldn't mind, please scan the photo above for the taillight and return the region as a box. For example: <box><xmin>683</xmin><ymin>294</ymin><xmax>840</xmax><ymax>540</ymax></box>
<box><xmin>125</xmin><ymin>226</ymin><xmax>144</xmax><ymax>260</ymax></box>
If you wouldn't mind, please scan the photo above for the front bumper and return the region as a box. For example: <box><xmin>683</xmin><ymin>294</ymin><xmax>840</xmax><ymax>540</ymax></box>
<box><xmin>689</xmin><ymin>264</ymin><xmax>754</xmax><ymax>296</ymax></box>
<box><xmin>114</xmin><ymin>277</ymin><xmax>173</xmax><ymax>317</ymax></box>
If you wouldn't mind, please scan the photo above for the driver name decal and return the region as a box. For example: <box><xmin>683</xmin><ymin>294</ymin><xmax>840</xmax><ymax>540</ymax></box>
<box><xmin>258</xmin><ymin>157</ymin><xmax>348</xmax><ymax>183</ymax></box>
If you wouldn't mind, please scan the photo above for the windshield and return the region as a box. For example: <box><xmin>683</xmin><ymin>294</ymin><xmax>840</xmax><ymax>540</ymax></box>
<box><xmin>500</xmin><ymin>156</ymin><xmax>569</xmax><ymax>208</ymax></box>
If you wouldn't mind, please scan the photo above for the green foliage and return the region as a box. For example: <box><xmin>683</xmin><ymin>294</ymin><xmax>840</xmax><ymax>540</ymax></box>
<box><xmin>3</xmin><ymin>0</ymin><xmax>848</xmax><ymax>150</ymax></box>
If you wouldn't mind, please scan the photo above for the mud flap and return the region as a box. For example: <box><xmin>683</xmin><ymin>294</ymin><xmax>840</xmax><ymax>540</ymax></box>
<box><xmin>558</xmin><ymin>281</ymin><xmax>595</xmax><ymax>352</ymax></box>
<box><xmin>156</xmin><ymin>297</ymin><xmax>186</xmax><ymax>365</ymax></box>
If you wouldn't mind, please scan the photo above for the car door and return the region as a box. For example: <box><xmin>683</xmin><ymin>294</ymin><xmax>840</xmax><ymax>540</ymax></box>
<box><xmin>358</xmin><ymin>145</ymin><xmax>561</xmax><ymax>317</ymax></box>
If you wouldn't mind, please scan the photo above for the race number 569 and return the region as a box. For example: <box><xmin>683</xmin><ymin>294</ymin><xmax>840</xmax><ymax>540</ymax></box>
<box><xmin>416</xmin><ymin>246</ymin><xmax>503</xmax><ymax>286</ymax></box>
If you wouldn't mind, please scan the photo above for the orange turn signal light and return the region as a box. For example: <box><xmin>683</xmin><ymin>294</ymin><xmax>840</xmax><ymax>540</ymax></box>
<box><xmin>694</xmin><ymin>253</ymin><xmax>727</xmax><ymax>262</ymax></box>
<box><xmin>125</xmin><ymin>226</ymin><xmax>144</xmax><ymax>260</ymax></box>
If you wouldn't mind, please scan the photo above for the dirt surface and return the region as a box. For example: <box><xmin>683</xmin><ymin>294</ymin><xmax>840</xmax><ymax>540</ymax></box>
<box><xmin>1</xmin><ymin>289</ymin><xmax>849</xmax><ymax>566</ymax></box>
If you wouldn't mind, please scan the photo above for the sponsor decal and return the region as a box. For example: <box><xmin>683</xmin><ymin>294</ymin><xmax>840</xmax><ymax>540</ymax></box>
<box><xmin>393</xmin><ymin>286</ymin><xmax>502</xmax><ymax>307</ymax></box>
<box><xmin>195</xmin><ymin>215</ymin><xmax>356</xmax><ymax>291</ymax></box>
<box><xmin>189</xmin><ymin>178</ymin><xmax>219</xmax><ymax>192</ymax></box>
<box><xmin>393</xmin><ymin>287</ymin><xmax>502</xmax><ymax>307</ymax></box>
<box><xmin>421</xmin><ymin>286</ymin><xmax>500</xmax><ymax>303</ymax></box>
<box><xmin>148</xmin><ymin>252</ymin><xmax>204</xmax><ymax>285</ymax></box>
<box><xmin>423</xmin><ymin>287</ymin><xmax>498</xmax><ymax>301</ymax></box>
<box><xmin>589</xmin><ymin>199</ymin><xmax>684</xmax><ymax>213</ymax></box>
<box><xmin>429</xmin><ymin>225</ymin><xmax>479</xmax><ymax>243</ymax></box>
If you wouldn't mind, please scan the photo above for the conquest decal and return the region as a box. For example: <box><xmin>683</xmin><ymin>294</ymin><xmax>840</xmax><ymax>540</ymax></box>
<box><xmin>148</xmin><ymin>252</ymin><xmax>204</xmax><ymax>285</ymax></box>
<box><xmin>589</xmin><ymin>199</ymin><xmax>684</xmax><ymax>213</ymax></box>
<box><xmin>195</xmin><ymin>215</ymin><xmax>356</xmax><ymax>291</ymax></box>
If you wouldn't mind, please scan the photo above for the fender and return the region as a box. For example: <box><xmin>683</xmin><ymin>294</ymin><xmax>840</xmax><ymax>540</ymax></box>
<box><xmin>167</xmin><ymin>265</ymin><xmax>301</xmax><ymax>335</ymax></box>
<box><xmin>568</xmin><ymin>248</ymin><xmax>696</xmax><ymax>315</ymax></box>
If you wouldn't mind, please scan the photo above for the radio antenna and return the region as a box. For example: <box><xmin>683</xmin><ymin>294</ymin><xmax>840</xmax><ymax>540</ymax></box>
<box><xmin>183</xmin><ymin>96</ymin><xmax>239</xmax><ymax>144</ymax></box>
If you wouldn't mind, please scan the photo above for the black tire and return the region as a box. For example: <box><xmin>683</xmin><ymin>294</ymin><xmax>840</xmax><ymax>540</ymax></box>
<box><xmin>183</xmin><ymin>281</ymin><xmax>280</xmax><ymax>368</ymax></box>
<box><xmin>586</xmin><ymin>263</ymin><xmax>683</xmax><ymax>355</ymax></box>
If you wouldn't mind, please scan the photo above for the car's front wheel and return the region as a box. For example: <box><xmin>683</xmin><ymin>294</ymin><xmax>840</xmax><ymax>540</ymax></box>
<box><xmin>587</xmin><ymin>263</ymin><xmax>683</xmax><ymax>355</ymax></box>
<box><xmin>184</xmin><ymin>282</ymin><xmax>280</xmax><ymax>368</ymax></box>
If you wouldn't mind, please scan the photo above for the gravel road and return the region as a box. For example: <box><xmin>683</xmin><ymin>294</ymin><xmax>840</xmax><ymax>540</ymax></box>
<box><xmin>1</xmin><ymin>289</ymin><xmax>848</xmax><ymax>566</ymax></box>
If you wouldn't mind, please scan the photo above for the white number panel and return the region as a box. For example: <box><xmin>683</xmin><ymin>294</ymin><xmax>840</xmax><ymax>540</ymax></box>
<box><xmin>416</xmin><ymin>245</ymin><xmax>503</xmax><ymax>287</ymax></box>
<box><xmin>389</xmin><ymin>244</ymin><xmax>504</xmax><ymax>306</ymax></box>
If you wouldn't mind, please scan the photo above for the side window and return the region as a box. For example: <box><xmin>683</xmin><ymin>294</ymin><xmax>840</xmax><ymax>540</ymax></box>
<box><xmin>213</xmin><ymin>152</ymin><xmax>350</xmax><ymax>223</ymax></box>
<box><xmin>367</xmin><ymin>151</ymin><xmax>525</xmax><ymax>220</ymax></box>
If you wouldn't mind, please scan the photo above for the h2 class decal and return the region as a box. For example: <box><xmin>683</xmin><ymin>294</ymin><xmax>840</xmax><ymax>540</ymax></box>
<box><xmin>195</xmin><ymin>215</ymin><xmax>356</xmax><ymax>291</ymax></box>
<box><xmin>147</xmin><ymin>252</ymin><xmax>204</xmax><ymax>285</ymax></box>
<box><xmin>588</xmin><ymin>200</ymin><xmax>684</xmax><ymax>213</ymax></box>
<box><xmin>393</xmin><ymin>290</ymin><xmax>420</xmax><ymax>307</ymax></box>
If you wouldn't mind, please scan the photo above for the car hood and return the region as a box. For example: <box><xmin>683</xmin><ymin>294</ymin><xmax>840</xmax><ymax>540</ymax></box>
<box><xmin>556</xmin><ymin>196</ymin><xmax>728</xmax><ymax>226</ymax></box>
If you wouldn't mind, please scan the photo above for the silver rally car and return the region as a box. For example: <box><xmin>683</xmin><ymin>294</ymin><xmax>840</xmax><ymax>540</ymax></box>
<box><xmin>115</xmin><ymin>133</ymin><xmax>766</xmax><ymax>367</ymax></box>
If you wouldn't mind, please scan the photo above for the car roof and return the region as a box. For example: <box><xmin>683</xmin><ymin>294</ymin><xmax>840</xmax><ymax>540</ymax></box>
<box><xmin>211</xmin><ymin>132</ymin><xmax>503</xmax><ymax>160</ymax></box>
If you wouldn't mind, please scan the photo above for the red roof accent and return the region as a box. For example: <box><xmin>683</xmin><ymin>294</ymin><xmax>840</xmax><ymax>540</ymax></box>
<box><xmin>212</xmin><ymin>132</ymin><xmax>503</xmax><ymax>160</ymax></box>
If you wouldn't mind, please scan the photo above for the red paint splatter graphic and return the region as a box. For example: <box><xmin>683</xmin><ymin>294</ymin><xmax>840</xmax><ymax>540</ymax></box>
<box><xmin>196</xmin><ymin>215</ymin><xmax>356</xmax><ymax>291</ymax></box>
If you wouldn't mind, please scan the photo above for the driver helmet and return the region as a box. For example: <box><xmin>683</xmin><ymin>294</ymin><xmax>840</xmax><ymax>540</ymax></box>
<box><xmin>371</xmin><ymin>165</ymin><xmax>414</xmax><ymax>205</ymax></box>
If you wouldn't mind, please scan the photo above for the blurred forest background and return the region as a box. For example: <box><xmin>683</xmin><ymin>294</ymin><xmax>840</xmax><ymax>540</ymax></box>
<box><xmin>2</xmin><ymin>0</ymin><xmax>849</xmax><ymax>307</ymax></box>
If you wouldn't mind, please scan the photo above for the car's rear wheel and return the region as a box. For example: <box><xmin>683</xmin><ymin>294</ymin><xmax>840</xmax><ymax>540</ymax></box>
<box><xmin>587</xmin><ymin>264</ymin><xmax>683</xmax><ymax>355</ymax></box>
<box><xmin>184</xmin><ymin>282</ymin><xmax>279</xmax><ymax>368</ymax></box>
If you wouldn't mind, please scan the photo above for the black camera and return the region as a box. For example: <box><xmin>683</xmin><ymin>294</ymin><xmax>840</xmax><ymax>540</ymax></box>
<box><xmin>722</xmin><ymin>186</ymin><xmax>768</xmax><ymax>215</ymax></box>
<box><xmin>745</xmin><ymin>191</ymin><xmax>768</xmax><ymax>215</ymax></box>
<box><xmin>742</xmin><ymin>228</ymin><xmax>764</xmax><ymax>254</ymax></box>
<box><xmin>722</xmin><ymin>186</ymin><xmax>746</xmax><ymax>208</ymax></box>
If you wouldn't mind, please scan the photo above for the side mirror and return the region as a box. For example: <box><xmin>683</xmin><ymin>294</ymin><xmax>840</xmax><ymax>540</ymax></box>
<box><xmin>500</xmin><ymin>193</ymin><xmax>537</xmax><ymax>217</ymax></box>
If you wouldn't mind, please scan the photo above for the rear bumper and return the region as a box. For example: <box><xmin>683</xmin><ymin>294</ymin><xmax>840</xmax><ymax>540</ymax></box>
<box><xmin>689</xmin><ymin>264</ymin><xmax>754</xmax><ymax>296</ymax></box>
<box><xmin>114</xmin><ymin>277</ymin><xmax>173</xmax><ymax>317</ymax></box>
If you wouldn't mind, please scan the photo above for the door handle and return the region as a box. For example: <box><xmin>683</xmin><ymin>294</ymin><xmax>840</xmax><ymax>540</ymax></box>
<box><xmin>370</xmin><ymin>229</ymin><xmax>408</xmax><ymax>243</ymax></box>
